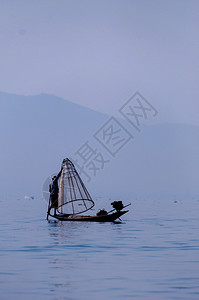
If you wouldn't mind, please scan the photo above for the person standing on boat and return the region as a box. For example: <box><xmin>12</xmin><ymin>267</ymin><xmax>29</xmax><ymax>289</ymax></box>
<box><xmin>48</xmin><ymin>168</ymin><xmax>62</xmax><ymax>216</ymax></box>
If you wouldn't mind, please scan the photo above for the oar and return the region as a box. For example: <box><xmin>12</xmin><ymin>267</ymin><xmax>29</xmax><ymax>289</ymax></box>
<box><xmin>123</xmin><ymin>203</ymin><xmax>132</xmax><ymax>209</ymax></box>
<box><xmin>107</xmin><ymin>202</ymin><xmax>131</xmax><ymax>214</ymax></box>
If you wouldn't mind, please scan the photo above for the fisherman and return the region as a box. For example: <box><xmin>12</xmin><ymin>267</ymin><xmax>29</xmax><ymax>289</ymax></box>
<box><xmin>48</xmin><ymin>168</ymin><xmax>62</xmax><ymax>216</ymax></box>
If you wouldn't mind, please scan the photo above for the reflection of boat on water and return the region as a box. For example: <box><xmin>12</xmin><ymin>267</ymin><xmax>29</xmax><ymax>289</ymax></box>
<box><xmin>47</xmin><ymin>158</ymin><xmax>130</xmax><ymax>222</ymax></box>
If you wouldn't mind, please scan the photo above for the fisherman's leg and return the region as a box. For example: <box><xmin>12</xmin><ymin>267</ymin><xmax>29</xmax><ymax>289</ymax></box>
<box><xmin>54</xmin><ymin>207</ymin><xmax>57</xmax><ymax>216</ymax></box>
<box><xmin>48</xmin><ymin>206</ymin><xmax>52</xmax><ymax>215</ymax></box>
<box><xmin>54</xmin><ymin>196</ymin><xmax>58</xmax><ymax>216</ymax></box>
<box><xmin>48</xmin><ymin>196</ymin><xmax>54</xmax><ymax>215</ymax></box>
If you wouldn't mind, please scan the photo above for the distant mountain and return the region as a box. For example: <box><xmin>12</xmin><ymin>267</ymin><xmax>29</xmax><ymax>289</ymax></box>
<box><xmin>0</xmin><ymin>91</ymin><xmax>198</xmax><ymax>202</ymax></box>
<box><xmin>0</xmin><ymin>92</ymin><xmax>107</xmax><ymax>199</ymax></box>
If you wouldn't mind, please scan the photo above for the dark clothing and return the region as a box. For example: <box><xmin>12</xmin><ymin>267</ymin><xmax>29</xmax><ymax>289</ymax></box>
<box><xmin>49</xmin><ymin>180</ymin><xmax>59</xmax><ymax>195</ymax></box>
<box><xmin>50</xmin><ymin>194</ymin><xmax>58</xmax><ymax>208</ymax></box>
<box><xmin>49</xmin><ymin>180</ymin><xmax>59</xmax><ymax>208</ymax></box>
<box><xmin>49</xmin><ymin>168</ymin><xmax>62</xmax><ymax>210</ymax></box>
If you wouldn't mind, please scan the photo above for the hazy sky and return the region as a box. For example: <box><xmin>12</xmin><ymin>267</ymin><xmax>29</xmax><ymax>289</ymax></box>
<box><xmin>0</xmin><ymin>0</ymin><xmax>199</xmax><ymax>125</ymax></box>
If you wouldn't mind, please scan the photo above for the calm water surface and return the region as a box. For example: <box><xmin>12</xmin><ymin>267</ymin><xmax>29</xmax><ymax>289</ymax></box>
<box><xmin>1</xmin><ymin>197</ymin><xmax>199</xmax><ymax>299</ymax></box>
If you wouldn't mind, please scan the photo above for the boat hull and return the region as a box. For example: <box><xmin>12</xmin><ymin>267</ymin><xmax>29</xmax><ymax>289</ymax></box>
<box><xmin>50</xmin><ymin>210</ymin><xmax>128</xmax><ymax>222</ymax></box>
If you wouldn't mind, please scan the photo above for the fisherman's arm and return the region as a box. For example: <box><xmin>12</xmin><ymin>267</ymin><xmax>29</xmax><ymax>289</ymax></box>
<box><xmin>54</xmin><ymin>167</ymin><xmax>63</xmax><ymax>182</ymax></box>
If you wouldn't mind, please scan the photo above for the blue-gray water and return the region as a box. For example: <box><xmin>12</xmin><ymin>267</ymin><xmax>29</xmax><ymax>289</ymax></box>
<box><xmin>1</xmin><ymin>197</ymin><xmax>199</xmax><ymax>299</ymax></box>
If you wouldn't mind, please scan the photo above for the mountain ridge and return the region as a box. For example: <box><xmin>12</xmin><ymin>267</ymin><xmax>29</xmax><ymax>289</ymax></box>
<box><xmin>0</xmin><ymin>91</ymin><xmax>198</xmax><ymax>201</ymax></box>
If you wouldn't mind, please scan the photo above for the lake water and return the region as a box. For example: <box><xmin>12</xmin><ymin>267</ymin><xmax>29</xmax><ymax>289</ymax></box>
<box><xmin>1</xmin><ymin>196</ymin><xmax>199</xmax><ymax>299</ymax></box>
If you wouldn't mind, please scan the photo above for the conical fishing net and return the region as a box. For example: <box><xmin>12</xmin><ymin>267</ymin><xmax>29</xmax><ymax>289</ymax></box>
<box><xmin>57</xmin><ymin>158</ymin><xmax>95</xmax><ymax>215</ymax></box>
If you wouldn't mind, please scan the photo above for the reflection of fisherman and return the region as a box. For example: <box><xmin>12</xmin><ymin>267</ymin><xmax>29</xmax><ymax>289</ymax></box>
<box><xmin>48</xmin><ymin>168</ymin><xmax>62</xmax><ymax>216</ymax></box>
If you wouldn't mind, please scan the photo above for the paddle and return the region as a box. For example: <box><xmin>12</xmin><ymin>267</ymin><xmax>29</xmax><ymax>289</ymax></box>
<box><xmin>107</xmin><ymin>202</ymin><xmax>131</xmax><ymax>214</ymax></box>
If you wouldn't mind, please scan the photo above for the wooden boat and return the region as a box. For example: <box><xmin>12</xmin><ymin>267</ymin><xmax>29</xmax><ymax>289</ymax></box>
<box><xmin>47</xmin><ymin>158</ymin><xmax>130</xmax><ymax>222</ymax></box>
<box><xmin>49</xmin><ymin>210</ymin><xmax>129</xmax><ymax>222</ymax></box>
